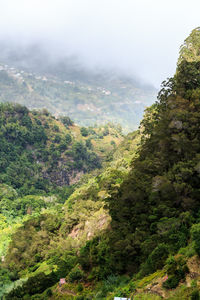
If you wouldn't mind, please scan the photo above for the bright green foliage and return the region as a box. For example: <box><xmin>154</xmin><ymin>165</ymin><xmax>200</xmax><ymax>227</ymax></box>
<box><xmin>5</xmin><ymin>213</ymin><xmax>61</xmax><ymax>272</ymax></box>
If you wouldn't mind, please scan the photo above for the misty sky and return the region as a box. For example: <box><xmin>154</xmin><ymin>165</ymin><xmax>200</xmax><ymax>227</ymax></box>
<box><xmin>1</xmin><ymin>0</ymin><xmax>200</xmax><ymax>87</ymax></box>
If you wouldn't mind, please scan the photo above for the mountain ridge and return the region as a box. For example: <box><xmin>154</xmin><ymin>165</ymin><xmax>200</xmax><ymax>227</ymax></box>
<box><xmin>0</xmin><ymin>46</ymin><xmax>157</xmax><ymax>132</ymax></box>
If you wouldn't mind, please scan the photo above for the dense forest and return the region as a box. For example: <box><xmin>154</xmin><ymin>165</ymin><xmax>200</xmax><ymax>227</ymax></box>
<box><xmin>0</xmin><ymin>103</ymin><xmax>125</xmax><ymax>194</ymax></box>
<box><xmin>1</xmin><ymin>28</ymin><xmax>200</xmax><ymax>299</ymax></box>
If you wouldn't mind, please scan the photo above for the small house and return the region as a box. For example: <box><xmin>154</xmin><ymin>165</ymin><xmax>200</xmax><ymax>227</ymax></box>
<box><xmin>59</xmin><ymin>278</ymin><xmax>66</xmax><ymax>286</ymax></box>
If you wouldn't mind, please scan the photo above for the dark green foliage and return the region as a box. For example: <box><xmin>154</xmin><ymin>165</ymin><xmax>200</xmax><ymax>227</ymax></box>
<box><xmin>5</xmin><ymin>272</ymin><xmax>58</xmax><ymax>299</ymax></box>
<box><xmin>191</xmin><ymin>289</ymin><xmax>200</xmax><ymax>300</ymax></box>
<box><xmin>54</xmin><ymin>134</ymin><xmax>61</xmax><ymax>143</ymax></box>
<box><xmin>79</xmin><ymin>236</ymin><xmax>113</xmax><ymax>279</ymax></box>
<box><xmin>96</xmin><ymin>57</ymin><xmax>200</xmax><ymax>275</ymax></box>
<box><xmin>0</xmin><ymin>267</ymin><xmax>19</xmax><ymax>296</ymax></box>
<box><xmin>176</xmin><ymin>60</ymin><xmax>200</xmax><ymax>95</ymax></box>
<box><xmin>0</xmin><ymin>103</ymin><xmax>51</xmax><ymax>193</ymax></box>
<box><xmin>162</xmin><ymin>274</ymin><xmax>180</xmax><ymax>289</ymax></box>
<box><xmin>165</xmin><ymin>256</ymin><xmax>177</xmax><ymax>275</ymax></box>
<box><xmin>60</xmin><ymin>116</ymin><xmax>74</xmax><ymax>127</ymax></box>
<box><xmin>0</xmin><ymin>103</ymin><xmax>102</xmax><ymax>195</ymax></box>
<box><xmin>53</xmin><ymin>124</ymin><xmax>59</xmax><ymax>132</ymax></box>
<box><xmin>52</xmin><ymin>252</ymin><xmax>78</xmax><ymax>279</ymax></box>
<box><xmin>46</xmin><ymin>288</ymin><xmax>53</xmax><ymax>297</ymax></box>
<box><xmin>65</xmin><ymin>133</ymin><xmax>72</xmax><ymax>144</ymax></box>
<box><xmin>85</xmin><ymin>138</ymin><xmax>93</xmax><ymax>149</ymax></box>
<box><xmin>191</xmin><ymin>223</ymin><xmax>200</xmax><ymax>256</ymax></box>
<box><xmin>77</xmin><ymin>283</ymin><xmax>83</xmax><ymax>292</ymax></box>
<box><xmin>73</xmin><ymin>40</ymin><xmax>200</xmax><ymax>281</ymax></box>
<box><xmin>139</xmin><ymin>244</ymin><xmax>169</xmax><ymax>276</ymax></box>
<box><xmin>72</xmin><ymin>141</ymin><xmax>101</xmax><ymax>171</ymax></box>
<box><xmin>80</xmin><ymin>127</ymin><xmax>89</xmax><ymax>137</ymax></box>
<box><xmin>162</xmin><ymin>255</ymin><xmax>189</xmax><ymax>289</ymax></box>
<box><xmin>68</xmin><ymin>265</ymin><xmax>84</xmax><ymax>283</ymax></box>
<box><xmin>55</xmin><ymin>185</ymin><xmax>75</xmax><ymax>203</ymax></box>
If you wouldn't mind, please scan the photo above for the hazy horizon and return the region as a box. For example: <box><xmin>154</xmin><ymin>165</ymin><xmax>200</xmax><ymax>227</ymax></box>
<box><xmin>1</xmin><ymin>0</ymin><xmax>200</xmax><ymax>88</ymax></box>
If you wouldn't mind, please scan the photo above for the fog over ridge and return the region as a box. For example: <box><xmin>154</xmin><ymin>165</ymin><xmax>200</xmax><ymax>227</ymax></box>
<box><xmin>0</xmin><ymin>0</ymin><xmax>200</xmax><ymax>87</ymax></box>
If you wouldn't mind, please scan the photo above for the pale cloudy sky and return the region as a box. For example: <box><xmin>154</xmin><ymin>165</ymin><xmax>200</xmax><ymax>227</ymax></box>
<box><xmin>0</xmin><ymin>0</ymin><xmax>200</xmax><ymax>87</ymax></box>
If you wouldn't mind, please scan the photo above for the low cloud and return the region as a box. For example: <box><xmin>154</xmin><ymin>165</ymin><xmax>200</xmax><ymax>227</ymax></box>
<box><xmin>0</xmin><ymin>0</ymin><xmax>200</xmax><ymax>87</ymax></box>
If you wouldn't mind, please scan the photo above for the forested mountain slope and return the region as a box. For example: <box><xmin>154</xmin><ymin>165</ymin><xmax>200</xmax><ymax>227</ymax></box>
<box><xmin>2</xmin><ymin>28</ymin><xmax>200</xmax><ymax>300</ymax></box>
<box><xmin>0</xmin><ymin>105</ymin><xmax>139</xmax><ymax>298</ymax></box>
<box><xmin>0</xmin><ymin>103</ymin><xmax>123</xmax><ymax>195</ymax></box>
<box><xmin>0</xmin><ymin>47</ymin><xmax>157</xmax><ymax>132</ymax></box>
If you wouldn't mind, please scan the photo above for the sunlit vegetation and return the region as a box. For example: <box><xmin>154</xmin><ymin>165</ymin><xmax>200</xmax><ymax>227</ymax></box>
<box><xmin>2</xmin><ymin>28</ymin><xmax>200</xmax><ymax>299</ymax></box>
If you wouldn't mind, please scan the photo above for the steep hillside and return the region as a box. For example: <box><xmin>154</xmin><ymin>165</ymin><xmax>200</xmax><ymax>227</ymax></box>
<box><xmin>0</xmin><ymin>50</ymin><xmax>157</xmax><ymax>132</ymax></box>
<box><xmin>0</xmin><ymin>114</ymin><xmax>140</xmax><ymax>298</ymax></box>
<box><xmin>2</xmin><ymin>28</ymin><xmax>200</xmax><ymax>300</ymax></box>
<box><xmin>0</xmin><ymin>103</ymin><xmax>124</xmax><ymax>195</ymax></box>
<box><xmin>75</xmin><ymin>27</ymin><xmax>200</xmax><ymax>291</ymax></box>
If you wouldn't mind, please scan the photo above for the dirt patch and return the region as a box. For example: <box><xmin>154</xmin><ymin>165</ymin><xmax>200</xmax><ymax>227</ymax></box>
<box><xmin>69</xmin><ymin>225</ymin><xmax>81</xmax><ymax>239</ymax></box>
<box><xmin>143</xmin><ymin>275</ymin><xmax>168</xmax><ymax>298</ymax></box>
<box><xmin>69</xmin><ymin>171</ymin><xmax>84</xmax><ymax>185</ymax></box>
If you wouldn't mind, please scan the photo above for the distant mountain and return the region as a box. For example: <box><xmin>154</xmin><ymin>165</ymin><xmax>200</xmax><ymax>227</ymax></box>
<box><xmin>0</xmin><ymin>44</ymin><xmax>157</xmax><ymax>132</ymax></box>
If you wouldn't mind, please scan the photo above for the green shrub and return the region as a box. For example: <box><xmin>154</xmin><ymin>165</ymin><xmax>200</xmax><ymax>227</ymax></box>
<box><xmin>77</xmin><ymin>283</ymin><xmax>83</xmax><ymax>292</ymax></box>
<box><xmin>80</xmin><ymin>127</ymin><xmax>88</xmax><ymax>137</ymax></box>
<box><xmin>68</xmin><ymin>265</ymin><xmax>84</xmax><ymax>283</ymax></box>
<box><xmin>86</xmin><ymin>138</ymin><xmax>93</xmax><ymax>149</ymax></box>
<box><xmin>75</xmin><ymin>296</ymin><xmax>84</xmax><ymax>300</ymax></box>
<box><xmin>163</xmin><ymin>255</ymin><xmax>189</xmax><ymax>290</ymax></box>
<box><xmin>191</xmin><ymin>224</ymin><xmax>200</xmax><ymax>256</ymax></box>
<box><xmin>54</xmin><ymin>134</ymin><xmax>61</xmax><ymax>143</ymax></box>
<box><xmin>65</xmin><ymin>133</ymin><xmax>72</xmax><ymax>144</ymax></box>
<box><xmin>191</xmin><ymin>289</ymin><xmax>200</xmax><ymax>300</ymax></box>
<box><xmin>165</xmin><ymin>256</ymin><xmax>177</xmax><ymax>275</ymax></box>
<box><xmin>60</xmin><ymin>116</ymin><xmax>73</xmax><ymax>126</ymax></box>
<box><xmin>162</xmin><ymin>274</ymin><xmax>180</xmax><ymax>289</ymax></box>
<box><xmin>53</xmin><ymin>125</ymin><xmax>59</xmax><ymax>132</ymax></box>
<box><xmin>46</xmin><ymin>288</ymin><xmax>53</xmax><ymax>296</ymax></box>
<box><xmin>140</xmin><ymin>243</ymin><xmax>169</xmax><ymax>276</ymax></box>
